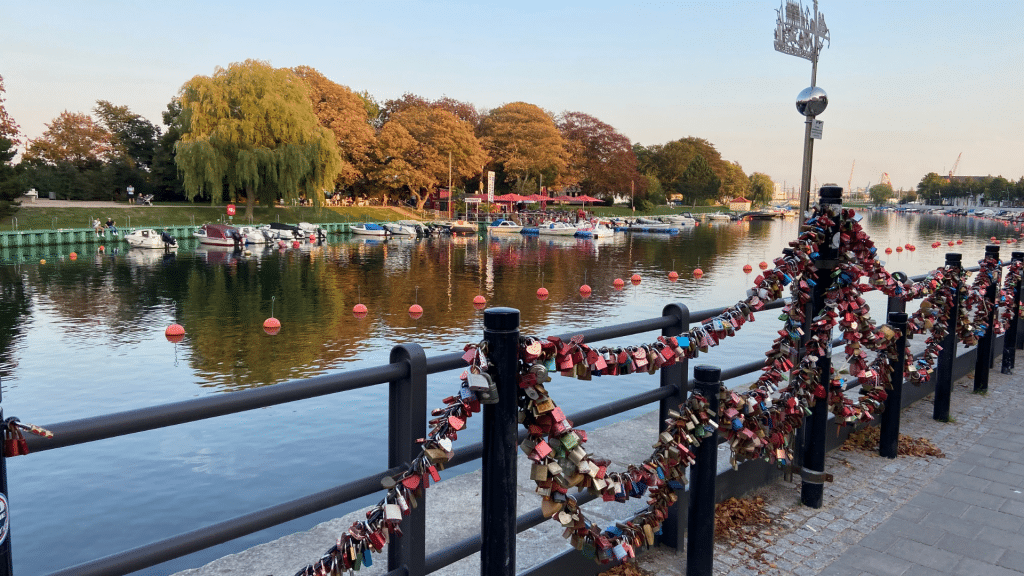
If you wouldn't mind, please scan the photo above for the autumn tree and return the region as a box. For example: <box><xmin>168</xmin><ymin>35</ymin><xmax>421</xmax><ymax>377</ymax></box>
<box><xmin>21</xmin><ymin>111</ymin><xmax>114</xmax><ymax>200</ymax></box>
<box><xmin>93</xmin><ymin>100</ymin><xmax>162</xmax><ymax>199</ymax></box>
<box><xmin>720</xmin><ymin>161</ymin><xmax>751</xmax><ymax>203</ymax></box>
<box><xmin>150</xmin><ymin>98</ymin><xmax>188</xmax><ymax>200</ymax></box>
<box><xmin>748</xmin><ymin>172</ymin><xmax>775</xmax><ymax>207</ymax></box>
<box><xmin>175</xmin><ymin>60</ymin><xmax>343</xmax><ymax>219</ymax></box>
<box><xmin>869</xmin><ymin>183</ymin><xmax>894</xmax><ymax>205</ymax></box>
<box><xmin>478</xmin><ymin>102</ymin><xmax>568</xmax><ymax>194</ymax></box>
<box><xmin>557</xmin><ymin>111</ymin><xmax>638</xmax><ymax>199</ymax></box>
<box><xmin>368</xmin><ymin>106</ymin><xmax>487</xmax><ymax>209</ymax></box>
<box><xmin>291</xmin><ymin>66</ymin><xmax>376</xmax><ymax>188</ymax></box>
<box><xmin>0</xmin><ymin>74</ymin><xmax>18</xmax><ymax>144</ymax></box>
<box><xmin>0</xmin><ymin>75</ymin><xmax>21</xmax><ymax>217</ymax></box>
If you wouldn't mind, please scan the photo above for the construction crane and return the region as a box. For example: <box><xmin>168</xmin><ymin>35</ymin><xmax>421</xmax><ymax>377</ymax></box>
<box><xmin>947</xmin><ymin>152</ymin><xmax>962</xmax><ymax>181</ymax></box>
<box><xmin>847</xmin><ymin>160</ymin><xmax>855</xmax><ymax>195</ymax></box>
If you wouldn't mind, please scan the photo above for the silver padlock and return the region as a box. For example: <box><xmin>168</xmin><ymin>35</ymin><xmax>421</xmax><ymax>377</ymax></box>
<box><xmin>467</xmin><ymin>372</ymin><xmax>499</xmax><ymax>404</ymax></box>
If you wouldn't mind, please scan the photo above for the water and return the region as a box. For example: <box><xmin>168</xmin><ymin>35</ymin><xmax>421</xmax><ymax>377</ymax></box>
<box><xmin>0</xmin><ymin>210</ymin><xmax>1017</xmax><ymax>575</ymax></box>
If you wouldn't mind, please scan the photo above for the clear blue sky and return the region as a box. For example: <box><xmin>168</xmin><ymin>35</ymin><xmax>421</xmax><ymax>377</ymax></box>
<box><xmin>3</xmin><ymin>0</ymin><xmax>1021</xmax><ymax>192</ymax></box>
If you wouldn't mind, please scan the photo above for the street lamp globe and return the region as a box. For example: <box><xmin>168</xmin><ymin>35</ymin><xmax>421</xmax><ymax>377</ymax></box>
<box><xmin>796</xmin><ymin>86</ymin><xmax>828</xmax><ymax>117</ymax></box>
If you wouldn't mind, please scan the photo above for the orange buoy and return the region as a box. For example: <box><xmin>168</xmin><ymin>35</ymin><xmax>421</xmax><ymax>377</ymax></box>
<box><xmin>165</xmin><ymin>323</ymin><xmax>185</xmax><ymax>344</ymax></box>
<box><xmin>613</xmin><ymin>278</ymin><xmax>625</xmax><ymax>288</ymax></box>
<box><xmin>742</xmin><ymin>264</ymin><xmax>752</xmax><ymax>273</ymax></box>
<box><xmin>579</xmin><ymin>284</ymin><xmax>592</xmax><ymax>297</ymax></box>
<box><xmin>895</xmin><ymin>246</ymin><xmax>903</xmax><ymax>253</ymax></box>
<box><xmin>667</xmin><ymin>271</ymin><xmax>679</xmax><ymax>281</ymax></box>
<box><xmin>409</xmin><ymin>304</ymin><xmax>423</xmax><ymax>319</ymax></box>
<box><xmin>353</xmin><ymin>303</ymin><xmax>368</xmax><ymax>318</ymax></box>
<box><xmin>536</xmin><ymin>287</ymin><xmax>549</xmax><ymax>300</ymax></box>
<box><xmin>994</xmin><ymin>240</ymin><xmax>1001</xmax><ymax>244</ymax></box>
<box><xmin>69</xmin><ymin>252</ymin><xmax>77</xmax><ymax>260</ymax></box>
<box><xmin>956</xmin><ymin>239</ymin><xmax>963</xmax><ymax>244</ymax></box>
<box><xmin>98</xmin><ymin>246</ymin><xmax>105</xmax><ymax>252</ymax></box>
<box><xmin>885</xmin><ymin>247</ymin><xmax>893</xmax><ymax>254</ymax></box>
<box><xmin>992</xmin><ymin>236</ymin><xmax>997</xmax><ymax>241</ymax></box>
<box><xmin>630</xmin><ymin>274</ymin><xmax>641</xmax><ymax>286</ymax></box>
<box><xmin>693</xmin><ymin>268</ymin><xmax>704</xmax><ymax>278</ymax></box>
<box><xmin>263</xmin><ymin>317</ymin><xmax>281</xmax><ymax>336</ymax></box>
<box><xmin>948</xmin><ymin>241</ymin><xmax>955</xmax><ymax>246</ymax></box>
<box><xmin>759</xmin><ymin>261</ymin><xmax>768</xmax><ymax>270</ymax></box>
<box><xmin>473</xmin><ymin>295</ymin><xmax>486</xmax><ymax>310</ymax></box>
<box><xmin>908</xmin><ymin>245</ymin><xmax>916</xmax><ymax>251</ymax></box>
<box><xmin>39</xmin><ymin>259</ymin><xmax>46</xmax><ymax>265</ymax></box>
<box><xmin>292</xmin><ymin>240</ymin><xmax>301</xmax><ymax>249</ymax></box>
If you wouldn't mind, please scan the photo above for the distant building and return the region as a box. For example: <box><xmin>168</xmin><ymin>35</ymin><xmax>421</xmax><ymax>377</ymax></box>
<box><xmin>772</xmin><ymin>182</ymin><xmax>786</xmax><ymax>202</ymax></box>
<box><xmin>729</xmin><ymin>197</ymin><xmax>752</xmax><ymax>211</ymax></box>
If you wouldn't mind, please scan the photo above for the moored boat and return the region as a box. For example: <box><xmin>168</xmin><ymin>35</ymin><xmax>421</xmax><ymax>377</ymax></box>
<box><xmin>352</xmin><ymin>223</ymin><xmax>389</xmax><ymax>236</ymax></box>
<box><xmin>450</xmin><ymin>220</ymin><xmax>477</xmax><ymax>235</ymax></box>
<box><xmin>487</xmin><ymin>219</ymin><xmax>524</xmax><ymax>234</ymax></box>
<box><xmin>194</xmin><ymin>224</ymin><xmax>243</xmax><ymax>248</ymax></box>
<box><xmin>237</xmin><ymin>225</ymin><xmax>272</xmax><ymax>244</ymax></box>
<box><xmin>382</xmin><ymin>222</ymin><xmax>417</xmax><ymax>236</ymax></box>
<box><xmin>537</xmin><ymin>221</ymin><xmax>578</xmax><ymax>236</ymax></box>
<box><xmin>124</xmin><ymin>228</ymin><xmax>177</xmax><ymax>249</ymax></box>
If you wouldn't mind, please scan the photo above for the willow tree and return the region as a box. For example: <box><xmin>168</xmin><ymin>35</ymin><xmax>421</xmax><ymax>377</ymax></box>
<box><xmin>175</xmin><ymin>60</ymin><xmax>342</xmax><ymax>219</ymax></box>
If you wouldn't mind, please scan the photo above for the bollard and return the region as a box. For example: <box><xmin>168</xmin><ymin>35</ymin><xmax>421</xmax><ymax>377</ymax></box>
<box><xmin>880</xmin><ymin>312</ymin><xmax>908</xmax><ymax>459</ymax></box>
<box><xmin>480</xmin><ymin>308</ymin><xmax>520</xmax><ymax>576</ymax></box>
<box><xmin>801</xmin><ymin>185</ymin><xmax>842</xmax><ymax>509</ymax></box>
<box><xmin>686</xmin><ymin>365</ymin><xmax>721</xmax><ymax>576</ymax></box>
<box><xmin>1001</xmin><ymin>251</ymin><xmax>1024</xmax><ymax>374</ymax></box>
<box><xmin>934</xmin><ymin>253</ymin><xmax>962</xmax><ymax>421</ymax></box>
<box><xmin>975</xmin><ymin>245</ymin><xmax>999</xmax><ymax>393</ymax></box>
<box><xmin>658</xmin><ymin>303</ymin><xmax>690</xmax><ymax>550</ymax></box>
<box><xmin>388</xmin><ymin>344</ymin><xmax>427</xmax><ymax>576</ymax></box>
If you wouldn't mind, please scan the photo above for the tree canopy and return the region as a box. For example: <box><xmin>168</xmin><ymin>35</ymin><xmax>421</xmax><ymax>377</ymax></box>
<box><xmin>557</xmin><ymin>111</ymin><xmax>638</xmax><ymax>199</ymax></box>
<box><xmin>675</xmin><ymin>154</ymin><xmax>720</xmax><ymax>205</ymax></box>
<box><xmin>478</xmin><ymin>102</ymin><xmax>568</xmax><ymax>194</ymax></box>
<box><xmin>291</xmin><ymin>66</ymin><xmax>375</xmax><ymax>188</ymax></box>
<box><xmin>748</xmin><ymin>172</ymin><xmax>774</xmax><ymax>207</ymax></box>
<box><xmin>869</xmin><ymin>183</ymin><xmax>894</xmax><ymax>205</ymax></box>
<box><xmin>0</xmin><ymin>74</ymin><xmax>18</xmax><ymax>144</ymax></box>
<box><xmin>175</xmin><ymin>59</ymin><xmax>343</xmax><ymax>218</ymax></box>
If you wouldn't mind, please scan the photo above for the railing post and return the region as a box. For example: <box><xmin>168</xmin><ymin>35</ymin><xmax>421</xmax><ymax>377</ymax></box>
<box><xmin>659</xmin><ymin>303</ymin><xmax>690</xmax><ymax>550</ymax></box>
<box><xmin>480</xmin><ymin>307</ymin><xmax>520</xmax><ymax>576</ymax></box>
<box><xmin>388</xmin><ymin>344</ymin><xmax>428</xmax><ymax>576</ymax></box>
<box><xmin>801</xmin><ymin>185</ymin><xmax>841</xmax><ymax>509</ymax></box>
<box><xmin>934</xmin><ymin>253</ymin><xmax>962</xmax><ymax>421</ymax></box>
<box><xmin>0</xmin><ymin>376</ymin><xmax>10</xmax><ymax>576</ymax></box>
<box><xmin>975</xmin><ymin>245</ymin><xmax>1000</xmax><ymax>393</ymax></box>
<box><xmin>1001</xmin><ymin>251</ymin><xmax>1024</xmax><ymax>373</ymax></box>
<box><xmin>686</xmin><ymin>365</ymin><xmax>720</xmax><ymax>576</ymax></box>
<box><xmin>880</xmin><ymin>312</ymin><xmax>908</xmax><ymax>458</ymax></box>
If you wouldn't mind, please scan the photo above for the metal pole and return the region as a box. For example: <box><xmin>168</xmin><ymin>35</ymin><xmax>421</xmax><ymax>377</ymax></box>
<box><xmin>480</xmin><ymin>308</ymin><xmax>520</xmax><ymax>576</ymax></box>
<box><xmin>934</xmin><ymin>253</ymin><xmax>962</xmax><ymax>421</ymax></box>
<box><xmin>659</xmin><ymin>303</ymin><xmax>689</xmax><ymax>550</ymax></box>
<box><xmin>1001</xmin><ymin>251</ymin><xmax>1024</xmax><ymax>373</ymax></box>
<box><xmin>798</xmin><ymin>119</ymin><xmax>815</xmax><ymax>219</ymax></box>
<box><xmin>801</xmin><ymin>185</ymin><xmax>841</xmax><ymax>509</ymax></box>
<box><xmin>686</xmin><ymin>365</ymin><xmax>721</xmax><ymax>576</ymax></box>
<box><xmin>975</xmin><ymin>245</ymin><xmax>1000</xmax><ymax>393</ymax></box>
<box><xmin>0</xmin><ymin>375</ymin><xmax>11</xmax><ymax>576</ymax></box>
<box><xmin>388</xmin><ymin>344</ymin><xmax>427</xmax><ymax>576</ymax></box>
<box><xmin>880</xmin><ymin>312</ymin><xmax>908</xmax><ymax>459</ymax></box>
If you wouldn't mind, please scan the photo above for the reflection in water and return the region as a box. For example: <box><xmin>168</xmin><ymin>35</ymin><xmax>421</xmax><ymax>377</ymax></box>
<box><xmin>0</xmin><ymin>212</ymin><xmax>1020</xmax><ymax>574</ymax></box>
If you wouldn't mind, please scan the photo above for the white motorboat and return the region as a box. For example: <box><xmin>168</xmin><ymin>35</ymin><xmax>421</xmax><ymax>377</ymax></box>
<box><xmin>450</xmin><ymin>220</ymin><xmax>477</xmax><ymax>235</ymax></box>
<box><xmin>705</xmin><ymin>212</ymin><xmax>732</xmax><ymax>221</ymax></box>
<box><xmin>352</xmin><ymin>223</ymin><xmax>389</xmax><ymax>236</ymax></box>
<box><xmin>397</xmin><ymin>220</ymin><xmax>429</xmax><ymax>236</ymax></box>
<box><xmin>629</xmin><ymin>217</ymin><xmax>672</xmax><ymax>229</ymax></box>
<box><xmin>537</xmin><ymin>221</ymin><xmax>578</xmax><ymax>236</ymax></box>
<box><xmin>660</xmin><ymin>214</ymin><xmax>697</xmax><ymax>226</ymax></box>
<box><xmin>382</xmin><ymin>222</ymin><xmax>418</xmax><ymax>236</ymax></box>
<box><xmin>487</xmin><ymin>219</ymin><xmax>524</xmax><ymax>234</ymax></box>
<box><xmin>261</xmin><ymin>222</ymin><xmax>308</xmax><ymax>241</ymax></box>
<box><xmin>194</xmin><ymin>224</ymin><xmax>243</xmax><ymax>248</ymax></box>
<box><xmin>574</xmin><ymin>222</ymin><xmax>615</xmax><ymax>238</ymax></box>
<box><xmin>298</xmin><ymin>222</ymin><xmax>327</xmax><ymax>242</ymax></box>
<box><xmin>237</xmin><ymin>226</ymin><xmax>272</xmax><ymax>244</ymax></box>
<box><xmin>124</xmin><ymin>228</ymin><xmax>177</xmax><ymax>249</ymax></box>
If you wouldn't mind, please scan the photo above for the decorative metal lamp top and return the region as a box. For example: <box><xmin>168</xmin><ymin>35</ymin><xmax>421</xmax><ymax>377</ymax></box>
<box><xmin>796</xmin><ymin>86</ymin><xmax>828</xmax><ymax>116</ymax></box>
<box><xmin>774</xmin><ymin>0</ymin><xmax>830</xmax><ymax>62</ymax></box>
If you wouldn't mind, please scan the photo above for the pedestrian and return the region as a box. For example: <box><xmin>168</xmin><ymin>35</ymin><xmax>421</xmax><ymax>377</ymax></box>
<box><xmin>127</xmin><ymin>185</ymin><xmax>135</xmax><ymax>205</ymax></box>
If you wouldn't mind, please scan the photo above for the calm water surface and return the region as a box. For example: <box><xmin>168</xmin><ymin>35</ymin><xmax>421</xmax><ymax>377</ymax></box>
<box><xmin>0</xmin><ymin>210</ymin><xmax>1017</xmax><ymax>574</ymax></box>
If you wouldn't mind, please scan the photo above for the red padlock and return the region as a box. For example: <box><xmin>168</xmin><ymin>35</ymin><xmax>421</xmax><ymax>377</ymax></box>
<box><xmin>4</xmin><ymin>427</ymin><xmax>19</xmax><ymax>457</ymax></box>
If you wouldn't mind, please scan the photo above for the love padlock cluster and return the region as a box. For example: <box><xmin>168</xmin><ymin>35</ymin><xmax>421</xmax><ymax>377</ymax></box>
<box><xmin>3</xmin><ymin>417</ymin><xmax>52</xmax><ymax>457</ymax></box>
<box><xmin>519</xmin><ymin>369</ymin><xmax>715</xmax><ymax>564</ymax></box>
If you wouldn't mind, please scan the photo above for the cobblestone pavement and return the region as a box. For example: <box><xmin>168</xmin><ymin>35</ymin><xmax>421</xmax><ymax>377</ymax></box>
<box><xmin>634</xmin><ymin>369</ymin><xmax>1024</xmax><ymax>576</ymax></box>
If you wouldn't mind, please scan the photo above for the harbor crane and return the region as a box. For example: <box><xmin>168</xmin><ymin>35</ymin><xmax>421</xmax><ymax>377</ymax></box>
<box><xmin>848</xmin><ymin>160</ymin><xmax>855</xmax><ymax>196</ymax></box>
<box><xmin>947</xmin><ymin>152</ymin><xmax>962</xmax><ymax>181</ymax></box>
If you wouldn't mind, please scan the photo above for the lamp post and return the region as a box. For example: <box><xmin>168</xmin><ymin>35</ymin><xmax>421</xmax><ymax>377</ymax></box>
<box><xmin>774</xmin><ymin>0</ymin><xmax>831</xmax><ymax>218</ymax></box>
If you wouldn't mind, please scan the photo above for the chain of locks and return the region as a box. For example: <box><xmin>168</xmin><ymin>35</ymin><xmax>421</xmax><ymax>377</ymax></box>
<box><xmin>292</xmin><ymin>205</ymin><xmax>1024</xmax><ymax>574</ymax></box>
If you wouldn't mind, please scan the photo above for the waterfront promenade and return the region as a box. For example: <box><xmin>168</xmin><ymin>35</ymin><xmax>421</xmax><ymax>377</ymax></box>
<box><xmin>171</xmin><ymin>365</ymin><xmax>1024</xmax><ymax>576</ymax></box>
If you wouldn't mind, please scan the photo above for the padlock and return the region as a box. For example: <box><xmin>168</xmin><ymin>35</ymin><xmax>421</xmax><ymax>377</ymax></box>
<box><xmin>467</xmin><ymin>372</ymin><xmax>499</xmax><ymax>404</ymax></box>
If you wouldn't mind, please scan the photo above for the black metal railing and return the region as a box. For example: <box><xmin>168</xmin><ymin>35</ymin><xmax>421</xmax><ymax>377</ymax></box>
<box><xmin>3</xmin><ymin>233</ymin><xmax>1021</xmax><ymax>575</ymax></box>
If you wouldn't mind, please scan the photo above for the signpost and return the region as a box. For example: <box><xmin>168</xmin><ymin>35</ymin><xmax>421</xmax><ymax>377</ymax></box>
<box><xmin>774</xmin><ymin>0</ymin><xmax>831</xmax><ymax>218</ymax></box>
<box><xmin>487</xmin><ymin>171</ymin><xmax>495</xmax><ymax>204</ymax></box>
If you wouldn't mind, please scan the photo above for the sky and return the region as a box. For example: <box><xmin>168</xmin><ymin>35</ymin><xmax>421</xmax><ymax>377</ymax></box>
<box><xmin>2</xmin><ymin>0</ymin><xmax>1022</xmax><ymax>193</ymax></box>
